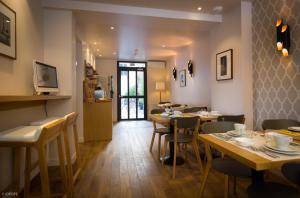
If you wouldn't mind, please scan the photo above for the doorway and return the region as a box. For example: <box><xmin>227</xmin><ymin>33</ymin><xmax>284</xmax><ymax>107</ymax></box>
<box><xmin>117</xmin><ymin>61</ymin><xmax>147</xmax><ymax>121</ymax></box>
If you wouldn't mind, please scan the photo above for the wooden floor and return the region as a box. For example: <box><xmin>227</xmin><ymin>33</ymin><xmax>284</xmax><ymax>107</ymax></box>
<box><xmin>73</xmin><ymin>121</ymin><xmax>250</xmax><ymax>198</ymax></box>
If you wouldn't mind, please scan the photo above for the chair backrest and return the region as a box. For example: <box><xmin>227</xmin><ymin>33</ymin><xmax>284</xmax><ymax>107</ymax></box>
<box><xmin>183</xmin><ymin>107</ymin><xmax>208</xmax><ymax>113</ymax></box>
<box><xmin>151</xmin><ymin>108</ymin><xmax>165</xmax><ymax>114</ymax></box>
<box><xmin>171</xmin><ymin>117</ymin><xmax>200</xmax><ymax>130</ymax></box>
<box><xmin>262</xmin><ymin>119</ymin><xmax>300</xmax><ymax>130</ymax></box>
<box><xmin>217</xmin><ymin>115</ymin><xmax>245</xmax><ymax>124</ymax></box>
<box><xmin>64</xmin><ymin>112</ymin><xmax>78</xmax><ymax>127</ymax></box>
<box><xmin>282</xmin><ymin>162</ymin><xmax>300</xmax><ymax>186</ymax></box>
<box><xmin>201</xmin><ymin>121</ymin><xmax>235</xmax><ymax>134</ymax></box>
<box><xmin>40</xmin><ymin>118</ymin><xmax>65</xmax><ymax>143</ymax></box>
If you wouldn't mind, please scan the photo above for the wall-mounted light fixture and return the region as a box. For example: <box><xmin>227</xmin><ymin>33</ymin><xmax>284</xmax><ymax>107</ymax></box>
<box><xmin>172</xmin><ymin>67</ymin><xmax>177</xmax><ymax>80</ymax></box>
<box><xmin>281</xmin><ymin>24</ymin><xmax>290</xmax><ymax>57</ymax></box>
<box><xmin>276</xmin><ymin>19</ymin><xmax>283</xmax><ymax>51</ymax></box>
<box><xmin>276</xmin><ymin>19</ymin><xmax>291</xmax><ymax>57</ymax></box>
<box><xmin>187</xmin><ymin>60</ymin><xmax>193</xmax><ymax>77</ymax></box>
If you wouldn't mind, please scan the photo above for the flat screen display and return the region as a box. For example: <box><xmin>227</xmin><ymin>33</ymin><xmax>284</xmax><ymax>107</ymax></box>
<box><xmin>35</xmin><ymin>62</ymin><xmax>58</xmax><ymax>88</ymax></box>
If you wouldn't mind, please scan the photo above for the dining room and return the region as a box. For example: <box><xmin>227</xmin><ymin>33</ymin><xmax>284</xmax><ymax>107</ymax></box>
<box><xmin>0</xmin><ymin>0</ymin><xmax>300</xmax><ymax>197</ymax></box>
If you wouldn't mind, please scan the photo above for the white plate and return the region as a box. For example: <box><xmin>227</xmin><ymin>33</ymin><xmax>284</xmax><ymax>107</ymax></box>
<box><xmin>288</xmin><ymin>127</ymin><xmax>300</xmax><ymax>132</ymax></box>
<box><xmin>235</xmin><ymin>137</ymin><xmax>255</xmax><ymax>147</ymax></box>
<box><xmin>169</xmin><ymin>114</ymin><xmax>180</xmax><ymax>118</ymax></box>
<box><xmin>264</xmin><ymin>146</ymin><xmax>300</xmax><ymax>156</ymax></box>
<box><xmin>160</xmin><ymin>113</ymin><xmax>169</xmax><ymax>117</ymax></box>
<box><xmin>265</xmin><ymin>144</ymin><xmax>297</xmax><ymax>153</ymax></box>
<box><xmin>227</xmin><ymin>130</ymin><xmax>241</xmax><ymax>137</ymax></box>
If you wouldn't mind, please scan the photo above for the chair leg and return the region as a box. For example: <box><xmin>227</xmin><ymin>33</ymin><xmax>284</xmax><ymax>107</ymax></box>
<box><xmin>192</xmin><ymin>140</ymin><xmax>203</xmax><ymax>174</ymax></box>
<box><xmin>233</xmin><ymin>176</ymin><xmax>237</xmax><ymax>195</ymax></box>
<box><xmin>63</xmin><ymin>129</ymin><xmax>74</xmax><ymax>197</ymax></box>
<box><xmin>162</xmin><ymin>139</ymin><xmax>168</xmax><ymax>166</ymax></box>
<box><xmin>57</xmin><ymin>135</ymin><xmax>69</xmax><ymax>197</ymax></box>
<box><xmin>172</xmin><ymin>142</ymin><xmax>177</xmax><ymax>179</ymax></box>
<box><xmin>73</xmin><ymin>124</ymin><xmax>82</xmax><ymax>181</ymax></box>
<box><xmin>37</xmin><ymin>145</ymin><xmax>50</xmax><ymax>198</ymax></box>
<box><xmin>224</xmin><ymin>175</ymin><xmax>229</xmax><ymax>198</ymax></box>
<box><xmin>12</xmin><ymin>147</ymin><xmax>21</xmax><ymax>194</ymax></box>
<box><xmin>158</xmin><ymin>134</ymin><xmax>162</xmax><ymax>160</ymax></box>
<box><xmin>149</xmin><ymin>132</ymin><xmax>156</xmax><ymax>152</ymax></box>
<box><xmin>24</xmin><ymin>147</ymin><xmax>32</xmax><ymax>198</ymax></box>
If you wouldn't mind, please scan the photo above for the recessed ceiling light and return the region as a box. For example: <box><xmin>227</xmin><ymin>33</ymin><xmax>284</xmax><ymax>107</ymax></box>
<box><xmin>113</xmin><ymin>52</ymin><xmax>117</xmax><ymax>55</ymax></box>
<box><xmin>110</xmin><ymin>26</ymin><xmax>115</xmax><ymax>30</ymax></box>
<box><xmin>162</xmin><ymin>45</ymin><xmax>166</xmax><ymax>48</ymax></box>
<box><xmin>97</xmin><ymin>49</ymin><xmax>99</xmax><ymax>51</ymax></box>
<box><xmin>197</xmin><ymin>7</ymin><xmax>202</xmax><ymax>11</ymax></box>
<box><xmin>99</xmin><ymin>54</ymin><xmax>102</xmax><ymax>57</ymax></box>
<box><xmin>213</xmin><ymin>6</ymin><xmax>223</xmax><ymax>13</ymax></box>
<box><xmin>93</xmin><ymin>42</ymin><xmax>97</xmax><ymax>45</ymax></box>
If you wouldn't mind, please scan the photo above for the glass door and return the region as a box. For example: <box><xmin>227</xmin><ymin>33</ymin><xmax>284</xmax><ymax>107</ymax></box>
<box><xmin>117</xmin><ymin>61</ymin><xmax>147</xmax><ymax>121</ymax></box>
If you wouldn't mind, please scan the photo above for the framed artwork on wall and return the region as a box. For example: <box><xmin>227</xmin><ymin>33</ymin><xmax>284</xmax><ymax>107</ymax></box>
<box><xmin>0</xmin><ymin>1</ymin><xmax>16</xmax><ymax>59</ymax></box>
<box><xmin>179</xmin><ymin>69</ymin><xmax>186</xmax><ymax>87</ymax></box>
<box><xmin>216</xmin><ymin>49</ymin><xmax>233</xmax><ymax>81</ymax></box>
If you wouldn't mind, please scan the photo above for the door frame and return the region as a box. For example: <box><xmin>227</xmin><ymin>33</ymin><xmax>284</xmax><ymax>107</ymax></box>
<box><xmin>117</xmin><ymin>61</ymin><xmax>148</xmax><ymax>121</ymax></box>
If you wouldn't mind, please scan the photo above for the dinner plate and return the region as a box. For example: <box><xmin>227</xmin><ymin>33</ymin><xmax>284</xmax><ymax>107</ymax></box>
<box><xmin>264</xmin><ymin>146</ymin><xmax>300</xmax><ymax>156</ymax></box>
<box><xmin>226</xmin><ymin>130</ymin><xmax>241</xmax><ymax>137</ymax></box>
<box><xmin>160</xmin><ymin>113</ymin><xmax>169</xmax><ymax>117</ymax></box>
<box><xmin>265</xmin><ymin>144</ymin><xmax>297</xmax><ymax>153</ymax></box>
<box><xmin>288</xmin><ymin>127</ymin><xmax>300</xmax><ymax>132</ymax></box>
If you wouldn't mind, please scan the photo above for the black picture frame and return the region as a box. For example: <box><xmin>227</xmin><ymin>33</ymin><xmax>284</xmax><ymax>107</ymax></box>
<box><xmin>0</xmin><ymin>1</ymin><xmax>16</xmax><ymax>59</ymax></box>
<box><xmin>216</xmin><ymin>49</ymin><xmax>233</xmax><ymax>81</ymax></box>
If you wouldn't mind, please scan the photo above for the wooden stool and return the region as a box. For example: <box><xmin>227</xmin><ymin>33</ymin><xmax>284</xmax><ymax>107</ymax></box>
<box><xmin>63</xmin><ymin>112</ymin><xmax>81</xmax><ymax>196</ymax></box>
<box><xmin>23</xmin><ymin>119</ymin><xmax>68</xmax><ymax>198</ymax></box>
<box><xmin>0</xmin><ymin>126</ymin><xmax>41</xmax><ymax>196</ymax></box>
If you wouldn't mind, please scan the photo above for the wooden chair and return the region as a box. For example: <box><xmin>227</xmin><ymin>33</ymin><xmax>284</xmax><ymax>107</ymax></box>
<box><xmin>183</xmin><ymin>107</ymin><xmax>208</xmax><ymax>113</ymax></box>
<box><xmin>149</xmin><ymin>109</ymin><xmax>169</xmax><ymax>160</ymax></box>
<box><xmin>201</xmin><ymin>121</ymin><xmax>251</xmax><ymax>197</ymax></box>
<box><xmin>63</xmin><ymin>112</ymin><xmax>81</xmax><ymax>196</ymax></box>
<box><xmin>161</xmin><ymin>117</ymin><xmax>203</xmax><ymax>178</ymax></box>
<box><xmin>262</xmin><ymin>119</ymin><xmax>300</xmax><ymax>130</ymax></box>
<box><xmin>217</xmin><ymin>115</ymin><xmax>245</xmax><ymax>124</ymax></box>
<box><xmin>23</xmin><ymin>119</ymin><xmax>68</xmax><ymax>198</ymax></box>
<box><xmin>0</xmin><ymin>126</ymin><xmax>41</xmax><ymax>196</ymax></box>
<box><xmin>0</xmin><ymin>119</ymin><xmax>68</xmax><ymax>198</ymax></box>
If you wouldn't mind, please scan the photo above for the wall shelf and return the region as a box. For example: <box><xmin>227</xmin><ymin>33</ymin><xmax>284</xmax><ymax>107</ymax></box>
<box><xmin>0</xmin><ymin>95</ymin><xmax>71</xmax><ymax>103</ymax></box>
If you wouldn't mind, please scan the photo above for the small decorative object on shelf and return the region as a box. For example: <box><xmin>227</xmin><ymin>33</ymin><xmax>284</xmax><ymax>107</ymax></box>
<box><xmin>83</xmin><ymin>79</ymin><xmax>98</xmax><ymax>103</ymax></box>
<box><xmin>216</xmin><ymin>49</ymin><xmax>233</xmax><ymax>81</ymax></box>
<box><xmin>187</xmin><ymin>60</ymin><xmax>193</xmax><ymax>77</ymax></box>
<box><xmin>172</xmin><ymin>67</ymin><xmax>177</xmax><ymax>80</ymax></box>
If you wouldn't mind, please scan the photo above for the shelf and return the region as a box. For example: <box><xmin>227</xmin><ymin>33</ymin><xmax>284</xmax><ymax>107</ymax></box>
<box><xmin>0</xmin><ymin>95</ymin><xmax>71</xmax><ymax>103</ymax></box>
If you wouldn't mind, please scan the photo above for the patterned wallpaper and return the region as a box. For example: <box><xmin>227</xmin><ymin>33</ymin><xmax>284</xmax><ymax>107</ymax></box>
<box><xmin>252</xmin><ymin>0</ymin><xmax>300</xmax><ymax>129</ymax></box>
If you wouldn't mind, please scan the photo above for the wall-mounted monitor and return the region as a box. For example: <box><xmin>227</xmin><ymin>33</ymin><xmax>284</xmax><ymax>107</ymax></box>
<box><xmin>33</xmin><ymin>61</ymin><xmax>59</xmax><ymax>94</ymax></box>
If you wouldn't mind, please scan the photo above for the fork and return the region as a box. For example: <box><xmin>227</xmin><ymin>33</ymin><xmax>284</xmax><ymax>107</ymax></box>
<box><xmin>249</xmin><ymin>146</ymin><xmax>279</xmax><ymax>158</ymax></box>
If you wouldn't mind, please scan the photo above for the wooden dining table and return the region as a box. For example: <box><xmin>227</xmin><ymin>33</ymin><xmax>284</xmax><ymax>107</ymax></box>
<box><xmin>198</xmin><ymin>133</ymin><xmax>300</xmax><ymax>197</ymax></box>
<box><xmin>149</xmin><ymin>113</ymin><xmax>219</xmax><ymax>165</ymax></box>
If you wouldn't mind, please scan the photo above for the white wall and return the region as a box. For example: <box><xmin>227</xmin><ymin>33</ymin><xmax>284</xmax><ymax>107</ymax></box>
<box><xmin>0</xmin><ymin>0</ymin><xmax>45</xmax><ymax>191</ymax></box>
<box><xmin>43</xmin><ymin>9</ymin><xmax>77</xmax><ymax>163</ymax></box>
<box><xmin>167</xmin><ymin>37</ymin><xmax>211</xmax><ymax>108</ymax></box>
<box><xmin>210</xmin><ymin>5</ymin><xmax>243</xmax><ymax>114</ymax></box>
<box><xmin>95</xmin><ymin>59</ymin><xmax>118</xmax><ymax>121</ymax></box>
<box><xmin>0</xmin><ymin>0</ymin><xmax>44</xmax><ymax>95</ymax></box>
<box><xmin>147</xmin><ymin>61</ymin><xmax>170</xmax><ymax>113</ymax></box>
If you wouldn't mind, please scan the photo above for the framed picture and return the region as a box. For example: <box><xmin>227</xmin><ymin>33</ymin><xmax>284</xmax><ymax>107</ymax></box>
<box><xmin>216</xmin><ymin>49</ymin><xmax>233</xmax><ymax>81</ymax></box>
<box><xmin>179</xmin><ymin>69</ymin><xmax>186</xmax><ymax>87</ymax></box>
<box><xmin>0</xmin><ymin>2</ymin><xmax>16</xmax><ymax>59</ymax></box>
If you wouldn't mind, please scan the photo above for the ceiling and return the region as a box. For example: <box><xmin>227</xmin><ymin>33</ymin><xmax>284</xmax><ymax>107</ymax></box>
<box><xmin>73</xmin><ymin>0</ymin><xmax>240</xmax><ymax>14</ymax></box>
<box><xmin>73</xmin><ymin>0</ymin><xmax>241</xmax><ymax>60</ymax></box>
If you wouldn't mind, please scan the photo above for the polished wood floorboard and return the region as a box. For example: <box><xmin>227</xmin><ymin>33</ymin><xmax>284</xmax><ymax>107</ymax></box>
<box><xmin>73</xmin><ymin>121</ymin><xmax>250</xmax><ymax>198</ymax></box>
